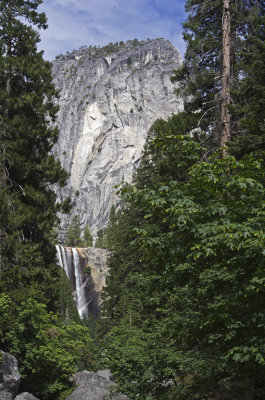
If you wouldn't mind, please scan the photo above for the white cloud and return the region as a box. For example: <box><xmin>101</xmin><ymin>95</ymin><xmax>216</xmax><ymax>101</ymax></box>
<box><xmin>38</xmin><ymin>0</ymin><xmax>187</xmax><ymax>60</ymax></box>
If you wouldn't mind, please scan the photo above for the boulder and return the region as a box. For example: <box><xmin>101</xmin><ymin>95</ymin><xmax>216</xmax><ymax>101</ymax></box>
<box><xmin>66</xmin><ymin>370</ymin><xmax>127</xmax><ymax>400</ymax></box>
<box><xmin>0</xmin><ymin>393</ymin><xmax>13</xmax><ymax>400</ymax></box>
<box><xmin>14</xmin><ymin>394</ymin><xmax>39</xmax><ymax>400</ymax></box>
<box><xmin>0</xmin><ymin>351</ymin><xmax>21</xmax><ymax>400</ymax></box>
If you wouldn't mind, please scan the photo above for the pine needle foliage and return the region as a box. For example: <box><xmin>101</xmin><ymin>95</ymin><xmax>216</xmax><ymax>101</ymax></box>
<box><xmin>0</xmin><ymin>2</ymin><xmax>94</xmax><ymax>399</ymax></box>
<box><xmin>172</xmin><ymin>0</ymin><xmax>265</xmax><ymax>155</ymax></box>
<box><xmin>0</xmin><ymin>0</ymin><xmax>69</xmax><ymax>310</ymax></box>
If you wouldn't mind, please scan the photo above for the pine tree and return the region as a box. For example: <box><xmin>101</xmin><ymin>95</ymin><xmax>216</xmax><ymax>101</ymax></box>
<box><xmin>0</xmin><ymin>3</ymin><xmax>98</xmax><ymax>399</ymax></box>
<box><xmin>103</xmin><ymin>206</ymin><xmax>118</xmax><ymax>249</ymax></box>
<box><xmin>171</xmin><ymin>0</ymin><xmax>264</xmax><ymax>156</ymax></box>
<box><xmin>65</xmin><ymin>215</ymin><xmax>83</xmax><ymax>247</ymax></box>
<box><xmin>95</xmin><ymin>229</ymin><xmax>104</xmax><ymax>248</ymax></box>
<box><xmin>220</xmin><ymin>0</ymin><xmax>231</xmax><ymax>152</ymax></box>
<box><xmin>83</xmin><ymin>224</ymin><xmax>93</xmax><ymax>247</ymax></box>
<box><xmin>0</xmin><ymin>0</ymin><xmax>68</xmax><ymax>312</ymax></box>
<box><xmin>229</xmin><ymin>2</ymin><xmax>265</xmax><ymax>158</ymax></box>
<box><xmin>0</xmin><ymin>1</ymin><xmax>97</xmax><ymax>397</ymax></box>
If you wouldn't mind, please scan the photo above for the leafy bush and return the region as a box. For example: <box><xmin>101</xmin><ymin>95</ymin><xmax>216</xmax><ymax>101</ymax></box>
<box><xmin>0</xmin><ymin>295</ymin><xmax>94</xmax><ymax>400</ymax></box>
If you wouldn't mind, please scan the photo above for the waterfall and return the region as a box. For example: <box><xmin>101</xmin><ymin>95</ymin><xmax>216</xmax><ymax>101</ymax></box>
<box><xmin>56</xmin><ymin>244</ymin><xmax>88</xmax><ymax>318</ymax></box>
<box><xmin>72</xmin><ymin>248</ymin><xmax>87</xmax><ymax>318</ymax></box>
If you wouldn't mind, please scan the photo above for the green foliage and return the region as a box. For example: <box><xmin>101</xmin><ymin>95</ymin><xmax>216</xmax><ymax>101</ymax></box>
<box><xmin>102</xmin><ymin>115</ymin><xmax>265</xmax><ymax>399</ymax></box>
<box><xmin>58</xmin><ymin>267</ymin><xmax>80</xmax><ymax>323</ymax></box>
<box><xmin>95</xmin><ymin>229</ymin><xmax>105</xmax><ymax>248</ymax></box>
<box><xmin>65</xmin><ymin>215</ymin><xmax>83</xmax><ymax>247</ymax></box>
<box><xmin>103</xmin><ymin>206</ymin><xmax>118</xmax><ymax>250</ymax></box>
<box><xmin>83</xmin><ymin>265</ymin><xmax>92</xmax><ymax>275</ymax></box>
<box><xmin>105</xmin><ymin>322</ymin><xmax>155</xmax><ymax>399</ymax></box>
<box><xmin>102</xmin><ymin>113</ymin><xmax>201</xmax><ymax>323</ymax></box>
<box><xmin>65</xmin><ymin>217</ymin><xmax>93</xmax><ymax>247</ymax></box>
<box><xmin>136</xmin><ymin>112</ymin><xmax>201</xmax><ymax>189</ymax></box>
<box><xmin>0</xmin><ymin>3</ymin><xmax>93</xmax><ymax>399</ymax></box>
<box><xmin>101</xmin><ymin>3</ymin><xmax>265</xmax><ymax>399</ymax></box>
<box><xmin>0</xmin><ymin>0</ymin><xmax>68</xmax><ymax>312</ymax></box>
<box><xmin>172</xmin><ymin>0</ymin><xmax>265</xmax><ymax>155</ymax></box>
<box><xmin>229</xmin><ymin>3</ymin><xmax>265</xmax><ymax>158</ymax></box>
<box><xmin>83</xmin><ymin>224</ymin><xmax>93</xmax><ymax>247</ymax></box>
<box><xmin>132</xmin><ymin>38</ymin><xmax>140</xmax><ymax>47</ymax></box>
<box><xmin>0</xmin><ymin>294</ymin><xmax>94</xmax><ymax>400</ymax></box>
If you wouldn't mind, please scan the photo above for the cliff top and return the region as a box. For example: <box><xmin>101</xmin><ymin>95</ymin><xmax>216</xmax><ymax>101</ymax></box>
<box><xmin>53</xmin><ymin>38</ymin><xmax>180</xmax><ymax>63</ymax></box>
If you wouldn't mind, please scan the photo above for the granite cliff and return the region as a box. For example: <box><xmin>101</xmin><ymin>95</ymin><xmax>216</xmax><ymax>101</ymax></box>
<box><xmin>52</xmin><ymin>38</ymin><xmax>183</xmax><ymax>238</ymax></box>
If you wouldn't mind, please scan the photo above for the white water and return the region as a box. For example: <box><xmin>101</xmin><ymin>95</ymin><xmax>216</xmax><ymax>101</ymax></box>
<box><xmin>56</xmin><ymin>244</ymin><xmax>87</xmax><ymax>318</ymax></box>
<box><xmin>72</xmin><ymin>247</ymin><xmax>87</xmax><ymax>318</ymax></box>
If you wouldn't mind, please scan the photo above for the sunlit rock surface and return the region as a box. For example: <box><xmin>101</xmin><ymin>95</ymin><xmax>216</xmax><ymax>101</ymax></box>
<box><xmin>52</xmin><ymin>39</ymin><xmax>183</xmax><ymax>237</ymax></box>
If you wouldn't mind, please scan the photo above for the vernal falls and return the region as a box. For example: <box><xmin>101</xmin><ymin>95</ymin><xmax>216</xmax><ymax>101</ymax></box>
<box><xmin>56</xmin><ymin>245</ymin><xmax>108</xmax><ymax>318</ymax></box>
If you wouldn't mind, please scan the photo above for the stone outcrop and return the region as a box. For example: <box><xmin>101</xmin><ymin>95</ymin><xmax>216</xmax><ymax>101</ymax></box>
<box><xmin>52</xmin><ymin>38</ymin><xmax>183</xmax><ymax>238</ymax></box>
<box><xmin>66</xmin><ymin>370</ymin><xmax>127</xmax><ymax>400</ymax></box>
<box><xmin>0</xmin><ymin>351</ymin><xmax>21</xmax><ymax>400</ymax></box>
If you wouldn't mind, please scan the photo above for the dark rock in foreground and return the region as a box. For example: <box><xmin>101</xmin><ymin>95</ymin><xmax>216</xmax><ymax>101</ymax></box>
<box><xmin>66</xmin><ymin>370</ymin><xmax>127</xmax><ymax>400</ymax></box>
<box><xmin>0</xmin><ymin>352</ymin><xmax>125</xmax><ymax>400</ymax></box>
<box><xmin>0</xmin><ymin>351</ymin><xmax>21</xmax><ymax>400</ymax></box>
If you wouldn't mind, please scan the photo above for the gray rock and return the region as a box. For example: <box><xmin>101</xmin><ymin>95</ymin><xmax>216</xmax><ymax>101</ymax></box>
<box><xmin>14</xmin><ymin>393</ymin><xmax>39</xmax><ymax>400</ymax></box>
<box><xmin>66</xmin><ymin>370</ymin><xmax>127</xmax><ymax>400</ymax></box>
<box><xmin>0</xmin><ymin>352</ymin><xmax>21</xmax><ymax>400</ymax></box>
<box><xmin>0</xmin><ymin>392</ymin><xmax>13</xmax><ymax>400</ymax></box>
<box><xmin>72</xmin><ymin>370</ymin><xmax>112</xmax><ymax>389</ymax></box>
<box><xmin>52</xmin><ymin>38</ymin><xmax>183</xmax><ymax>240</ymax></box>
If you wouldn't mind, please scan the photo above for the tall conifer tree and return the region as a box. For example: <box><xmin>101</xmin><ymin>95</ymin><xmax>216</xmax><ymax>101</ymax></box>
<box><xmin>0</xmin><ymin>0</ymin><xmax>68</xmax><ymax>310</ymax></box>
<box><xmin>172</xmin><ymin>0</ymin><xmax>264</xmax><ymax>155</ymax></box>
<box><xmin>229</xmin><ymin>1</ymin><xmax>265</xmax><ymax>158</ymax></box>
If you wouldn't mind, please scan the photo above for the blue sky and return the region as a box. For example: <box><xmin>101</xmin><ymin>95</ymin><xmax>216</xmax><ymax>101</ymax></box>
<box><xmin>39</xmin><ymin>0</ymin><xmax>187</xmax><ymax>60</ymax></box>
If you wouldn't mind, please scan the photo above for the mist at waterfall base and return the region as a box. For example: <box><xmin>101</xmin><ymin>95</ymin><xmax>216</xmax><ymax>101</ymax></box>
<box><xmin>56</xmin><ymin>245</ymin><xmax>99</xmax><ymax>318</ymax></box>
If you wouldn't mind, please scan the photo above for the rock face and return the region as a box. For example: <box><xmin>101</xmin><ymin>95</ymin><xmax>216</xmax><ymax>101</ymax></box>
<box><xmin>66</xmin><ymin>370</ymin><xmax>127</xmax><ymax>400</ymax></box>
<box><xmin>52</xmin><ymin>38</ymin><xmax>183</xmax><ymax>238</ymax></box>
<box><xmin>0</xmin><ymin>351</ymin><xmax>21</xmax><ymax>400</ymax></box>
<box><xmin>56</xmin><ymin>245</ymin><xmax>109</xmax><ymax>318</ymax></box>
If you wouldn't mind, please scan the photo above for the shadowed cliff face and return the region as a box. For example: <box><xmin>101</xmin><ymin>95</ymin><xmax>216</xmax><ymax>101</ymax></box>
<box><xmin>56</xmin><ymin>245</ymin><xmax>108</xmax><ymax>318</ymax></box>
<box><xmin>52</xmin><ymin>39</ymin><xmax>183</xmax><ymax>238</ymax></box>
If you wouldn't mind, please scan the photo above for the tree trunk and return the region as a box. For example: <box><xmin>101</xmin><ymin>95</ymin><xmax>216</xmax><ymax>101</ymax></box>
<box><xmin>5</xmin><ymin>0</ymin><xmax>12</xmax><ymax>117</ymax></box>
<box><xmin>220</xmin><ymin>0</ymin><xmax>231</xmax><ymax>155</ymax></box>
